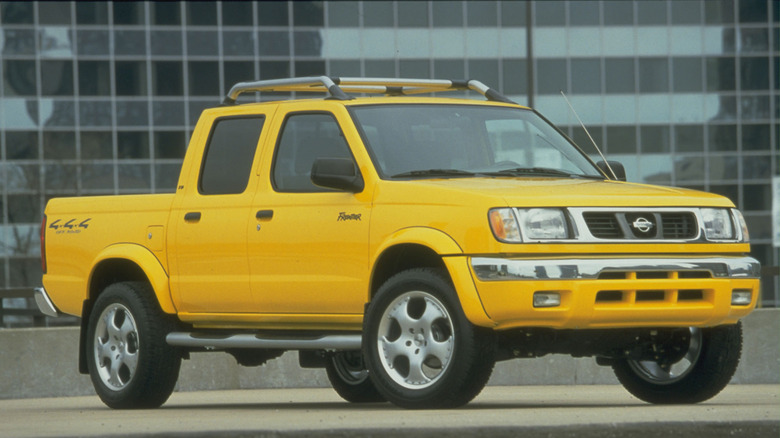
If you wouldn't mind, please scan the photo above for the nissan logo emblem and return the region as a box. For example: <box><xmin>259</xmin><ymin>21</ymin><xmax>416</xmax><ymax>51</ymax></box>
<box><xmin>632</xmin><ymin>217</ymin><xmax>654</xmax><ymax>233</ymax></box>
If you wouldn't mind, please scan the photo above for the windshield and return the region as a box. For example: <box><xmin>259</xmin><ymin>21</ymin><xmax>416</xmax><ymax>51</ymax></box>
<box><xmin>349</xmin><ymin>104</ymin><xmax>603</xmax><ymax>179</ymax></box>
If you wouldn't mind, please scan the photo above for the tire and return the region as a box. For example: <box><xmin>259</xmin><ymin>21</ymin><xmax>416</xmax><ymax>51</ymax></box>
<box><xmin>612</xmin><ymin>323</ymin><xmax>742</xmax><ymax>404</ymax></box>
<box><xmin>363</xmin><ymin>268</ymin><xmax>495</xmax><ymax>409</ymax></box>
<box><xmin>325</xmin><ymin>351</ymin><xmax>385</xmax><ymax>403</ymax></box>
<box><xmin>86</xmin><ymin>282</ymin><xmax>181</xmax><ymax>409</ymax></box>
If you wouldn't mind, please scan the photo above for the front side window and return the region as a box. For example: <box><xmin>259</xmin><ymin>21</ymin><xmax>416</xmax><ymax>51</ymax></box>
<box><xmin>272</xmin><ymin>113</ymin><xmax>354</xmax><ymax>192</ymax></box>
<box><xmin>350</xmin><ymin>104</ymin><xmax>602</xmax><ymax>179</ymax></box>
<box><xmin>199</xmin><ymin>116</ymin><xmax>265</xmax><ymax>195</ymax></box>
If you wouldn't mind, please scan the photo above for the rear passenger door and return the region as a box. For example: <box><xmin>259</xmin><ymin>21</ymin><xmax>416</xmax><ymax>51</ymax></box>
<box><xmin>170</xmin><ymin>112</ymin><xmax>271</xmax><ymax>314</ymax></box>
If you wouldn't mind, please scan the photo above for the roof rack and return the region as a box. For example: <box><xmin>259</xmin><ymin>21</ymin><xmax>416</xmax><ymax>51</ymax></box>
<box><xmin>222</xmin><ymin>76</ymin><xmax>516</xmax><ymax>106</ymax></box>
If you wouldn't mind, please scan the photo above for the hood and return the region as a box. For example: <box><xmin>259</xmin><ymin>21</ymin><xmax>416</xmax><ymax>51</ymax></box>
<box><xmin>376</xmin><ymin>177</ymin><xmax>734</xmax><ymax>208</ymax></box>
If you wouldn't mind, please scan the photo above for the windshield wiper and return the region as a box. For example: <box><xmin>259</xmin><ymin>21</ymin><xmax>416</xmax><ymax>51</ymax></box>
<box><xmin>391</xmin><ymin>169</ymin><xmax>476</xmax><ymax>179</ymax></box>
<box><xmin>487</xmin><ymin>167</ymin><xmax>604</xmax><ymax>179</ymax></box>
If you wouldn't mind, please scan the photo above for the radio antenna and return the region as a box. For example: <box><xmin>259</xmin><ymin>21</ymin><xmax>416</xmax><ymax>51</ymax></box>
<box><xmin>559</xmin><ymin>90</ymin><xmax>618</xmax><ymax>180</ymax></box>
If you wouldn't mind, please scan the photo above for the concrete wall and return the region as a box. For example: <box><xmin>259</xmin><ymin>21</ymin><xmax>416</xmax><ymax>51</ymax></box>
<box><xmin>1</xmin><ymin>309</ymin><xmax>777</xmax><ymax>400</ymax></box>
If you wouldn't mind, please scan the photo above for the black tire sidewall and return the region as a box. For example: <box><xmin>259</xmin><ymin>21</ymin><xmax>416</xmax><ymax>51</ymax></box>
<box><xmin>363</xmin><ymin>268</ymin><xmax>494</xmax><ymax>409</ymax></box>
<box><xmin>86</xmin><ymin>282</ymin><xmax>180</xmax><ymax>409</ymax></box>
<box><xmin>612</xmin><ymin>322</ymin><xmax>742</xmax><ymax>404</ymax></box>
<box><xmin>324</xmin><ymin>352</ymin><xmax>385</xmax><ymax>403</ymax></box>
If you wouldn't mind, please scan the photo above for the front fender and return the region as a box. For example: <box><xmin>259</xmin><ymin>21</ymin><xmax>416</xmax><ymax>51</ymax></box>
<box><xmin>372</xmin><ymin>227</ymin><xmax>494</xmax><ymax>327</ymax></box>
<box><xmin>89</xmin><ymin>244</ymin><xmax>176</xmax><ymax>314</ymax></box>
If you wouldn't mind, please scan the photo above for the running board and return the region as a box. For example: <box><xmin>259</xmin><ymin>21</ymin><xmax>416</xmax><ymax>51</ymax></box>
<box><xmin>166</xmin><ymin>332</ymin><xmax>362</xmax><ymax>351</ymax></box>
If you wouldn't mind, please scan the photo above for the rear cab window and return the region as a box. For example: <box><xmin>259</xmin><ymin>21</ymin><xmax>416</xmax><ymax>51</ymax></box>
<box><xmin>199</xmin><ymin>116</ymin><xmax>266</xmax><ymax>195</ymax></box>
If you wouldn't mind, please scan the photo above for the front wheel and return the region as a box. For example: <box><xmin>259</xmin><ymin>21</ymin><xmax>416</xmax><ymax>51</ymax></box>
<box><xmin>325</xmin><ymin>351</ymin><xmax>385</xmax><ymax>403</ymax></box>
<box><xmin>86</xmin><ymin>282</ymin><xmax>181</xmax><ymax>409</ymax></box>
<box><xmin>612</xmin><ymin>323</ymin><xmax>742</xmax><ymax>404</ymax></box>
<box><xmin>363</xmin><ymin>269</ymin><xmax>495</xmax><ymax>409</ymax></box>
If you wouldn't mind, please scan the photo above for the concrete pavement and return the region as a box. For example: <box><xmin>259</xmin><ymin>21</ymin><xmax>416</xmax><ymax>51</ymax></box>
<box><xmin>1</xmin><ymin>385</ymin><xmax>778</xmax><ymax>438</ymax></box>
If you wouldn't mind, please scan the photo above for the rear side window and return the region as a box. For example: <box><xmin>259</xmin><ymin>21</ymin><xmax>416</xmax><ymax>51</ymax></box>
<box><xmin>199</xmin><ymin>116</ymin><xmax>265</xmax><ymax>195</ymax></box>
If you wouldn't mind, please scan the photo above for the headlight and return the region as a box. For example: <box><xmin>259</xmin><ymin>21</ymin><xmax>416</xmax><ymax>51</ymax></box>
<box><xmin>489</xmin><ymin>208</ymin><xmax>522</xmax><ymax>243</ymax></box>
<box><xmin>701</xmin><ymin>208</ymin><xmax>734</xmax><ymax>240</ymax></box>
<box><xmin>516</xmin><ymin>208</ymin><xmax>569</xmax><ymax>240</ymax></box>
<box><xmin>732</xmin><ymin>208</ymin><xmax>750</xmax><ymax>242</ymax></box>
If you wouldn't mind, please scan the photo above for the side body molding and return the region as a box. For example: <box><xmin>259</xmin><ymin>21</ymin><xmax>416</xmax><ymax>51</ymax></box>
<box><xmin>89</xmin><ymin>244</ymin><xmax>176</xmax><ymax>314</ymax></box>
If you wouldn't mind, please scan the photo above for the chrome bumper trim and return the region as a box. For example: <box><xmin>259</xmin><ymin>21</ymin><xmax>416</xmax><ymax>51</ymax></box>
<box><xmin>471</xmin><ymin>256</ymin><xmax>761</xmax><ymax>281</ymax></box>
<box><xmin>34</xmin><ymin>287</ymin><xmax>60</xmax><ymax>317</ymax></box>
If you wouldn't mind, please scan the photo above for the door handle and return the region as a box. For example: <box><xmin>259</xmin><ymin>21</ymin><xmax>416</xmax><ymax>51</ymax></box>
<box><xmin>184</xmin><ymin>212</ymin><xmax>201</xmax><ymax>222</ymax></box>
<box><xmin>256</xmin><ymin>210</ymin><xmax>274</xmax><ymax>220</ymax></box>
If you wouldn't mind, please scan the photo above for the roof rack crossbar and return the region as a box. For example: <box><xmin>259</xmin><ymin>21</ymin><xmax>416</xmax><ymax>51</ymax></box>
<box><xmin>221</xmin><ymin>77</ymin><xmax>516</xmax><ymax>105</ymax></box>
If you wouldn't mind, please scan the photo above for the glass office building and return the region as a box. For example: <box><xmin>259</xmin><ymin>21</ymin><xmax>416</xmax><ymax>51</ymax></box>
<box><xmin>0</xmin><ymin>1</ymin><xmax>778</xmax><ymax>307</ymax></box>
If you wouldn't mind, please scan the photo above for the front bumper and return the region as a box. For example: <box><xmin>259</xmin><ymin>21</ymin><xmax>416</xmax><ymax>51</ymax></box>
<box><xmin>469</xmin><ymin>255</ymin><xmax>760</xmax><ymax>330</ymax></box>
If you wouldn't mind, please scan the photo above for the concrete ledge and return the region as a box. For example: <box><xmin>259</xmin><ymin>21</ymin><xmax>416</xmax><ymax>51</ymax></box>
<box><xmin>2</xmin><ymin>309</ymin><xmax>777</xmax><ymax>400</ymax></box>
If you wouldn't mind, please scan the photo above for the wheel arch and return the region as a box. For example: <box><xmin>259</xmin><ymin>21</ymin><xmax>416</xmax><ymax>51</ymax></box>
<box><xmin>88</xmin><ymin>244</ymin><xmax>175</xmax><ymax>314</ymax></box>
<box><xmin>369</xmin><ymin>227</ymin><xmax>494</xmax><ymax>327</ymax></box>
<box><xmin>369</xmin><ymin>227</ymin><xmax>462</xmax><ymax>299</ymax></box>
<box><xmin>79</xmin><ymin>244</ymin><xmax>175</xmax><ymax>375</ymax></box>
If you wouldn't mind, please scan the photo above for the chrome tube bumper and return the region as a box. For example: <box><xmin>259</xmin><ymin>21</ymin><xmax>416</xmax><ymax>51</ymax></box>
<box><xmin>471</xmin><ymin>256</ymin><xmax>761</xmax><ymax>281</ymax></box>
<box><xmin>34</xmin><ymin>287</ymin><xmax>60</xmax><ymax>317</ymax></box>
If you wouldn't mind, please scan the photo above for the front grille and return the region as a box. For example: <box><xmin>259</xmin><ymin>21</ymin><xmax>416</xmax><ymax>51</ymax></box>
<box><xmin>583</xmin><ymin>213</ymin><xmax>623</xmax><ymax>238</ymax></box>
<box><xmin>660</xmin><ymin>212</ymin><xmax>697</xmax><ymax>239</ymax></box>
<box><xmin>580</xmin><ymin>210</ymin><xmax>700</xmax><ymax>241</ymax></box>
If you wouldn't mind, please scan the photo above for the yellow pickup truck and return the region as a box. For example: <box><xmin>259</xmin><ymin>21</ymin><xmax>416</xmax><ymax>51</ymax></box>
<box><xmin>37</xmin><ymin>77</ymin><xmax>760</xmax><ymax>409</ymax></box>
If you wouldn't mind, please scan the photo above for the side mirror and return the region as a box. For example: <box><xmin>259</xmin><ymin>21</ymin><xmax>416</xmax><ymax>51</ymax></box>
<box><xmin>597</xmin><ymin>160</ymin><xmax>627</xmax><ymax>182</ymax></box>
<box><xmin>311</xmin><ymin>158</ymin><xmax>364</xmax><ymax>193</ymax></box>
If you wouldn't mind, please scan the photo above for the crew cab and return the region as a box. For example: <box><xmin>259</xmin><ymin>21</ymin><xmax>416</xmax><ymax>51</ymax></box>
<box><xmin>37</xmin><ymin>77</ymin><xmax>760</xmax><ymax>409</ymax></box>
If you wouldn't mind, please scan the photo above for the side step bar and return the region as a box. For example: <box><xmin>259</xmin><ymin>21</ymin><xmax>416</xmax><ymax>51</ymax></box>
<box><xmin>166</xmin><ymin>332</ymin><xmax>362</xmax><ymax>351</ymax></box>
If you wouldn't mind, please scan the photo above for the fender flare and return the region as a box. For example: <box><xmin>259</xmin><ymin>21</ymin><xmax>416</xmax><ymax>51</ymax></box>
<box><xmin>89</xmin><ymin>244</ymin><xmax>176</xmax><ymax>314</ymax></box>
<box><xmin>372</xmin><ymin>227</ymin><xmax>494</xmax><ymax>327</ymax></box>
<box><xmin>373</xmin><ymin>227</ymin><xmax>464</xmax><ymax>257</ymax></box>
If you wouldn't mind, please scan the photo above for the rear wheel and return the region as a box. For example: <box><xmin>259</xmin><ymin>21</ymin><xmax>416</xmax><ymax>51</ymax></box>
<box><xmin>363</xmin><ymin>268</ymin><xmax>495</xmax><ymax>409</ymax></box>
<box><xmin>325</xmin><ymin>351</ymin><xmax>385</xmax><ymax>403</ymax></box>
<box><xmin>612</xmin><ymin>323</ymin><xmax>742</xmax><ymax>404</ymax></box>
<box><xmin>86</xmin><ymin>282</ymin><xmax>181</xmax><ymax>409</ymax></box>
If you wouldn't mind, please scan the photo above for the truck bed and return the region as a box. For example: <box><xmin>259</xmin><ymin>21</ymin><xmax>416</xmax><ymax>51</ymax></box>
<box><xmin>43</xmin><ymin>194</ymin><xmax>175</xmax><ymax>316</ymax></box>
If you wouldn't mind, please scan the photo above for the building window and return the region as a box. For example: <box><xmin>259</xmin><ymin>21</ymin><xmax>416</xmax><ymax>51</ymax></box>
<box><xmin>258</xmin><ymin>2</ymin><xmax>289</xmax><ymax>26</ymax></box>
<box><xmin>187</xmin><ymin>2</ymin><xmax>216</xmax><ymax>26</ymax></box>
<box><xmin>153</xmin><ymin>61</ymin><xmax>184</xmax><ymax>96</ymax></box>
<box><xmin>188</xmin><ymin>61</ymin><xmax>220</xmax><ymax>96</ymax></box>
<box><xmin>78</xmin><ymin>61</ymin><xmax>111</xmax><ymax>96</ymax></box>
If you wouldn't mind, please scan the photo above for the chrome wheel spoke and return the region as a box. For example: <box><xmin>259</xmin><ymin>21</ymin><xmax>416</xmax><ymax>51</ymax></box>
<box><xmin>108</xmin><ymin>354</ymin><xmax>124</xmax><ymax>387</ymax></box>
<box><xmin>122</xmin><ymin>351</ymin><xmax>138</xmax><ymax>377</ymax></box>
<box><xmin>382</xmin><ymin>336</ymin><xmax>408</xmax><ymax>360</ymax></box>
<box><xmin>119</xmin><ymin>315</ymin><xmax>136</xmax><ymax>341</ymax></box>
<box><xmin>104</xmin><ymin>308</ymin><xmax>121</xmax><ymax>339</ymax></box>
<box><xmin>406</xmin><ymin>353</ymin><xmax>430</xmax><ymax>385</ymax></box>
<box><xmin>387</xmin><ymin>299</ymin><xmax>416</xmax><ymax>332</ymax></box>
<box><xmin>418</xmin><ymin>301</ymin><xmax>445</xmax><ymax>327</ymax></box>
<box><xmin>96</xmin><ymin>338</ymin><xmax>112</xmax><ymax>362</ymax></box>
<box><xmin>426</xmin><ymin>338</ymin><xmax>453</xmax><ymax>365</ymax></box>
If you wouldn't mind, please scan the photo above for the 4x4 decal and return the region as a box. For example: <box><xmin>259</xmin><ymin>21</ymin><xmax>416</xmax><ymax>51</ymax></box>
<box><xmin>49</xmin><ymin>218</ymin><xmax>91</xmax><ymax>234</ymax></box>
